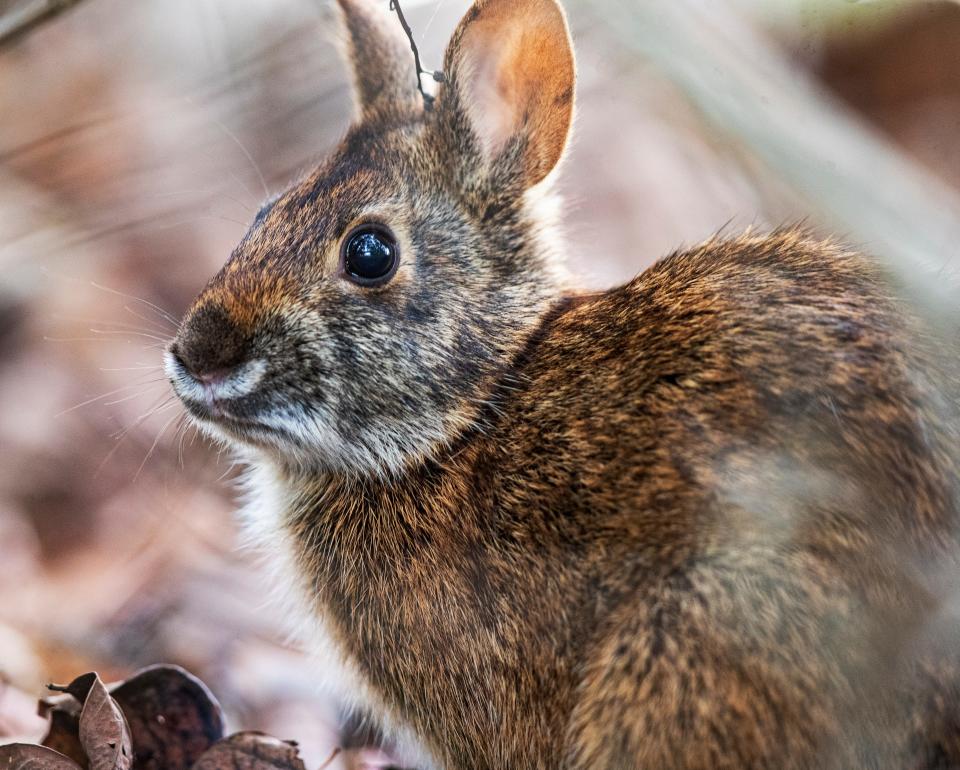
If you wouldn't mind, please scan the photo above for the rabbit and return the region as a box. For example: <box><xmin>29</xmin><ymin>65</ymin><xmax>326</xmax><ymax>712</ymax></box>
<box><xmin>164</xmin><ymin>0</ymin><xmax>960</xmax><ymax>767</ymax></box>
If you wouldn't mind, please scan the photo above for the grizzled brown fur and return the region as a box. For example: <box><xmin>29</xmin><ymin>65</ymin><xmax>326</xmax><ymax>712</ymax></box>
<box><xmin>167</xmin><ymin>0</ymin><xmax>960</xmax><ymax>767</ymax></box>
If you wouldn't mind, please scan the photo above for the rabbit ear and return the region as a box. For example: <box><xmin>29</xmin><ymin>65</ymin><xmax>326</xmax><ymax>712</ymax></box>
<box><xmin>336</xmin><ymin>0</ymin><xmax>421</xmax><ymax>117</ymax></box>
<box><xmin>438</xmin><ymin>0</ymin><xmax>575</xmax><ymax>187</ymax></box>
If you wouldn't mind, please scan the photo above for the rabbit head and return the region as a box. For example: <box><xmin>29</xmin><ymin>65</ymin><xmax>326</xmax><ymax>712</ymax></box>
<box><xmin>166</xmin><ymin>0</ymin><xmax>576</xmax><ymax>474</ymax></box>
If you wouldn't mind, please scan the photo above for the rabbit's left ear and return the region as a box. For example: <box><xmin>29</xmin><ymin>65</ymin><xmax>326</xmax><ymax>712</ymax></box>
<box><xmin>438</xmin><ymin>0</ymin><xmax>575</xmax><ymax>187</ymax></box>
<box><xmin>337</xmin><ymin>0</ymin><xmax>422</xmax><ymax>117</ymax></box>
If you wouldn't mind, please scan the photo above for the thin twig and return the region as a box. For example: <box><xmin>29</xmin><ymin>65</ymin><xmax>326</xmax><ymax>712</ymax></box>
<box><xmin>389</xmin><ymin>0</ymin><xmax>444</xmax><ymax>109</ymax></box>
<box><xmin>0</xmin><ymin>0</ymin><xmax>89</xmax><ymax>49</ymax></box>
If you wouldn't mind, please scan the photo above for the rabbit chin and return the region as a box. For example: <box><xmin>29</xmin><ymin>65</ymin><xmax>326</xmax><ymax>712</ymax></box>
<box><xmin>184</xmin><ymin>396</ymin><xmax>457</xmax><ymax>478</ymax></box>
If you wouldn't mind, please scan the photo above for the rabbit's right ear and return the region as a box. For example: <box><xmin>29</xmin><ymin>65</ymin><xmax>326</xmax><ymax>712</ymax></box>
<box><xmin>336</xmin><ymin>0</ymin><xmax>422</xmax><ymax>117</ymax></box>
<box><xmin>436</xmin><ymin>0</ymin><xmax>575</xmax><ymax>188</ymax></box>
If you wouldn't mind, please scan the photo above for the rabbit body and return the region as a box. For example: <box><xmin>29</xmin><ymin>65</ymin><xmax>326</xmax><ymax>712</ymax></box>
<box><xmin>166</xmin><ymin>0</ymin><xmax>960</xmax><ymax>767</ymax></box>
<box><xmin>278</xmin><ymin>233</ymin><xmax>960</xmax><ymax>770</ymax></box>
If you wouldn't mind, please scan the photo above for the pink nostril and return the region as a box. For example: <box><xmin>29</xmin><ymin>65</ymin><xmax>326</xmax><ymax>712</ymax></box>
<box><xmin>195</xmin><ymin>368</ymin><xmax>234</xmax><ymax>386</ymax></box>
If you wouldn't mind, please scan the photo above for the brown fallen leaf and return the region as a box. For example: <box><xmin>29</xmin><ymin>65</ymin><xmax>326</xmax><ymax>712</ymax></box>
<box><xmin>0</xmin><ymin>743</ymin><xmax>84</xmax><ymax>769</ymax></box>
<box><xmin>23</xmin><ymin>668</ymin><xmax>332</xmax><ymax>770</ymax></box>
<box><xmin>190</xmin><ymin>732</ymin><xmax>307</xmax><ymax>770</ymax></box>
<box><xmin>110</xmin><ymin>665</ymin><xmax>224</xmax><ymax>770</ymax></box>
<box><xmin>50</xmin><ymin>673</ymin><xmax>132</xmax><ymax>770</ymax></box>
<box><xmin>41</xmin><ymin>709</ymin><xmax>87</xmax><ymax>768</ymax></box>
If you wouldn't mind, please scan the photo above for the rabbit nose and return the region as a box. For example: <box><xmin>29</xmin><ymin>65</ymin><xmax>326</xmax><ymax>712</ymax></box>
<box><xmin>173</xmin><ymin>304</ymin><xmax>250</xmax><ymax>384</ymax></box>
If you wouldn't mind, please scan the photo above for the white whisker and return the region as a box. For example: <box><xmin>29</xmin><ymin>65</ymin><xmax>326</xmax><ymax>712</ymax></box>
<box><xmin>134</xmin><ymin>409</ymin><xmax>184</xmax><ymax>481</ymax></box>
<box><xmin>197</xmin><ymin>103</ymin><xmax>270</xmax><ymax>199</ymax></box>
<box><xmin>151</xmin><ymin>214</ymin><xmax>249</xmax><ymax>231</ymax></box>
<box><xmin>89</xmin><ymin>281</ymin><xmax>181</xmax><ymax>328</ymax></box>
<box><xmin>103</xmin><ymin>388</ymin><xmax>168</xmax><ymax>407</ymax></box>
<box><xmin>44</xmin><ymin>336</ymin><xmax>165</xmax><ymax>348</ymax></box>
<box><xmin>174</xmin><ymin>414</ymin><xmax>194</xmax><ymax>468</ymax></box>
<box><xmin>110</xmin><ymin>395</ymin><xmax>177</xmax><ymax>440</ymax></box>
<box><xmin>151</xmin><ymin>187</ymin><xmax>254</xmax><ymax>214</ymax></box>
<box><xmin>89</xmin><ymin>328</ymin><xmax>171</xmax><ymax>344</ymax></box>
<box><xmin>99</xmin><ymin>364</ymin><xmax>164</xmax><ymax>372</ymax></box>
<box><xmin>122</xmin><ymin>304</ymin><xmax>179</xmax><ymax>334</ymax></box>
<box><xmin>95</xmin><ymin>396</ymin><xmax>176</xmax><ymax>477</ymax></box>
<box><xmin>55</xmin><ymin>377</ymin><xmax>168</xmax><ymax>417</ymax></box>
<box><xmin>51</xmin><ymin>312</ymin><xmax>173</xmax><ymax>336</ymax></box>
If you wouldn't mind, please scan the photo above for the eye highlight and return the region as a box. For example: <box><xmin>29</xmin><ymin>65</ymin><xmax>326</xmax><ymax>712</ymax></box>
<box><xmin>341</xmin><ymin>224</ymin><xmax>400</xmax><ymax>286</ymax></box>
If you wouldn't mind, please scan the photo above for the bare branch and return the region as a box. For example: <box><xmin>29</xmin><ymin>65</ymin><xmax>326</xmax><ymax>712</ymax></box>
<box><xmin>389</xmin><ymin>0</ymin><xmax>443</xmax><ymax>109</ymax></box>
<box><xmin>0</xmin><ymin>0</ymin><xmax>88</xmax><ymax>49</ymax></box>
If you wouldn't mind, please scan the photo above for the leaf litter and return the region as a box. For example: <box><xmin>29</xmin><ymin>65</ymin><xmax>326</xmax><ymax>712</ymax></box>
<box><xmin>0</xmin><ymin>666</ymin><xmax>316</xmax><ymax>769</ymax></box>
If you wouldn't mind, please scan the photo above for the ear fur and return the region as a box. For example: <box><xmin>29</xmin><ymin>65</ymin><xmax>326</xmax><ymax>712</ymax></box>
<box><xmin>336</xmin><ymin>0</ymin><xmax>422</xmax><ymax>117</ymax></box>
<box><xmin>438</xmin><ymin>0</ymin><xmax>575</xmax><ymax>187</ymax></box>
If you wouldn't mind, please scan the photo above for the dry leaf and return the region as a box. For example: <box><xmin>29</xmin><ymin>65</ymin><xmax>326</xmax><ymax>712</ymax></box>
<box><xmin>54</xmin><ymin>673</ymin><xmax>132</xmax><ymax>770</ymax></box>
<box><xmin>190</xmin><ymin>732</ymin><xmax>307</xmax><ymax>770</ymax></box>
<box><xmin>16</xmin><ymin>668</ymin><xmax>332</xmax><ymax>770</ymax></box>
<box><xmin>48</xmin><ymin>674</ymin><xmax>98</xmax><ymax>706</ymax></box>
<box><xmin>110</xmin><ymin>665</ymin><xmax>224</xmax><ymax>770</ymax></box>
<box><xmin>0</xmin><ymin>743</ymin><xmax>84</xmax><ymax>769</ymax></box>
<box><xmin>41</xmin><ymin>709</ymin><xmax>87</xmax><ymax>768</ymax></box>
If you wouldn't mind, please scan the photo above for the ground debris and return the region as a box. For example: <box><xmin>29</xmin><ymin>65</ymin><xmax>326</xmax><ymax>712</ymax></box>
<box><xmin>2</xmin><ymin>666</ymin><xmax>320</xmax><ymax>770</ymax></box>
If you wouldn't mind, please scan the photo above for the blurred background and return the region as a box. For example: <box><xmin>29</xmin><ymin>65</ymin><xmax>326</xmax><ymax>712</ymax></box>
<box><xmin>1</xmin><ymin>0</ymin><xmax>959</xmax><ymax>766</ymax></box>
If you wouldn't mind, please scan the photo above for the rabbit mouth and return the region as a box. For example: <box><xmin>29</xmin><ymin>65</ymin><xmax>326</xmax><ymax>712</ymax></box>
<box><xmin>165</xmin><ymin>348</ymin><xmax>270</xmax><ymax>428</ymax></box>
<box><xmin>164</xmin><ymin>347</ymin><xmax>320</xmax><ymax>457</ymax></box>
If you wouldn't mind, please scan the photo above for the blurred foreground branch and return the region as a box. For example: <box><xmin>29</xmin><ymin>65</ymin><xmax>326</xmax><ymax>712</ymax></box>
<box><xmin>590</xmin><ymin>0</ymin><xmax>960</xmax><ymax>331</ymax></box>
<box><xmin>0</xmin><ymin>0</ymin><xmax>88</xmax><ymax>48</ymax></box>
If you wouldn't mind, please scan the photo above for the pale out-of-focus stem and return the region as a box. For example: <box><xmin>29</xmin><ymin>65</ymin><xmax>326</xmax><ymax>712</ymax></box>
<box><xmin>587</xmin><ymin>0</ymin><xmax>960</xmax><ymax>333</ymax></box>
<box><xmin>0</xmin><ymin>0</ymin><xmax>88</xmax><ymax>49</ymax></box>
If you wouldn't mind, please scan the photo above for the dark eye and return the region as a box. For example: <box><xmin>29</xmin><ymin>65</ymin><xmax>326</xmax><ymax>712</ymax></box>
<box><xmin>342</xmin><ymin>225</ymin><xmax>400</xmax><ymax>286</ymax></box>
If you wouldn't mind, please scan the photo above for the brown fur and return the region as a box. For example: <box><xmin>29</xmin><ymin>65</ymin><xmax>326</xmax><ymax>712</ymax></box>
<box><xmin>166</xmin><ymin>0</ymin><xmax>960</xmax><ymax>767</ymax></box>
<box><xmin>281</xmin><ymin>232</ymin><xmax>960</xmax><ymax>769</ymax></box>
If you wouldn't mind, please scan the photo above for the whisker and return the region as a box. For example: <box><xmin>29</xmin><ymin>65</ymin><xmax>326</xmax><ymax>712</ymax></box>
<box><xmin>122</xmin><ymin>304</ymin><xmax>179</xmax><ymax>334</ymax></box>
<box><xmin>89</xmin><ymin>281</ymin><xmax>181</xmax><ymax>328</ymax></box>
<box><xmin>103</xmin><ymin>388</ymin><xmax>169</xmax><ymax>407</ymax></box>
<box><xmin>152</xmin><ymin>187</ymin><xmax>254</xmax><ymax>215</ymax></box>
<box><xmin>44</xmin><ymin>336</ymin><xmax>166</xmax><ymax>348</ymax></box>
<box><xmin>195</xmin><ymin>103</ymin><xmax>270</xmax><ymax>199</ymax></box>
<box><xmin>152</xmin><ymin>213</ymin><xmax>250</xmax><ymax>231</ymax></box>
<box><xmin>95</xmin><ymin>396</ymin><xmax>177</xmax><ymax>477</ymax></box>
<box><xmin>174</xmin><ymin>414</ymin><xmax>192</xmax><ymax>468</ymax></box>
<box><xmin>127</xmin><ymin>396</ymin><xmax>179</xmax><ymax>431</ymax></box>
<box><xmin>56</xmin><ymin>378</ymin><xmax>168</xmax><ymax>417</ymax></box>
<box><xmin>51</xmin><ymin>313</ymin><xmax>173</xmax><ymax>337</ymax></box>
<box><xmin>109</xmin><ymin>395</ymin><xmax>177</xmax><ymax>439</ymax></box>
<box><xmin>43</xmin><ymin>335</ymin><xmax>170</xmax><ymax>354</ymax></box>
<box><xmin>89</xmin><ymin>328</ymin><xmax>171</xmax><ymax>344</ymax></box>
<box><xmin>134</xmin><ymin>409</ymin><xmax>184</xmax><ymax>481</ymax></box>
<box><xmin>99</xmin><ymin>365</ymin><xmax>164</xmax><ymax>372</ymax></box>
<box><xmin>179</xmin><ymin>92</ymin><xmax>270</xmax><ymax>204</ymax></box>
<box><xmin>223</xmin><ymin>167</ymin><xmax>262</xmax><ymax>211</ymax></box>
<box><xmin>215</xmin><ymin>457</ymin><xmax>239</xmax><ymax>483</ymax></box>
